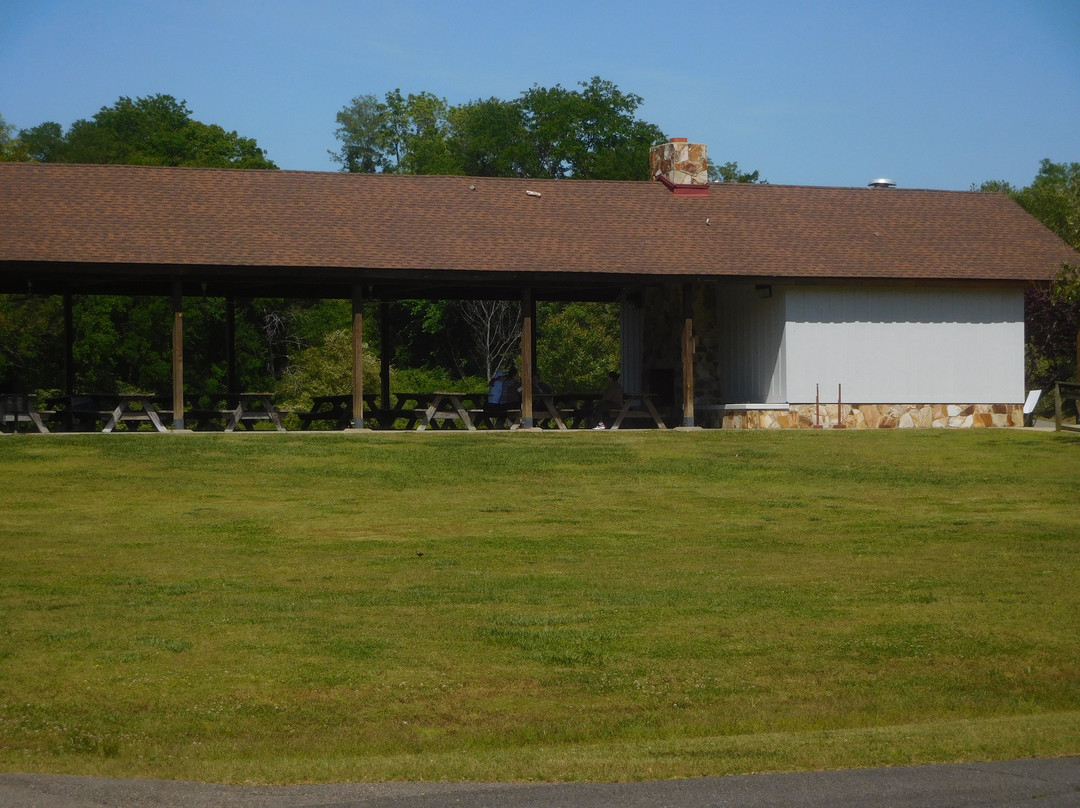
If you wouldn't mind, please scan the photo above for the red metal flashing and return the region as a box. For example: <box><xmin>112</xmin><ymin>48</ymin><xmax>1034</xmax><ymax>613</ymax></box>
<box><xmin>655</xmin><ymin>173</ymin><xmax>711</xmax><ymax>195</ymax></box>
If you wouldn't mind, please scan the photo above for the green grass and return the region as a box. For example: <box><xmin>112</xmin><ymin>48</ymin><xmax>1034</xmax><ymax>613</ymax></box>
<box><xmin>0</xmin><ymin>429</ymin><xmax>1077</xmax><ymax>783</ymax></box>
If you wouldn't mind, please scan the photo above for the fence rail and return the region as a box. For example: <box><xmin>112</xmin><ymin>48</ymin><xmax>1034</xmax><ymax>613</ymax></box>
<box><xmin>1054</xmin><ymin>382</ymin><xmax>1080</xmax><ymax>433</ymax></box>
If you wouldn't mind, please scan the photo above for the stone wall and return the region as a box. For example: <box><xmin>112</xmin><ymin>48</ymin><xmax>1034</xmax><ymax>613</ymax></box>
<box><xmin>639</xmin><ymin>284</ymin><xmax>726</xmax><ymax>406</ymax></box>
<box><xmin>649</xmin><ymin>138</ymin><xmax>708</xmax><ymax>186</ymax></box>
<box><xmin>720</xmin><ymin>403</ymin><xmax>1024</xmax><ymax>429</ymax></box>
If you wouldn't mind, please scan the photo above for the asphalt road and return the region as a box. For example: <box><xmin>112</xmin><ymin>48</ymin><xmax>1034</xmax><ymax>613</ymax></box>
<box><xmin>1</xmin><ymin>757</ymin><xmax>1078</xmax><ymax>807</ymax></box>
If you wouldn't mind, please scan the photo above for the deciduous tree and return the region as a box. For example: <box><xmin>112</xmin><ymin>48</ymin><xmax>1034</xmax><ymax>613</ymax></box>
<box><xmin>18</xmin><ymin>94</ymin><xmax>276</xmax><ymax>168</ymax></box>
<box><xmin>980</xmin><ymin>160</ymin><xmax>1080</xmax><ymax>389</ymax></box>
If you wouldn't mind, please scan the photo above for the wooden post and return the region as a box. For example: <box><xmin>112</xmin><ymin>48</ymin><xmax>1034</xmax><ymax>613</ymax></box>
<box><xmin>63</xmin><ymin>291</ymin><xmax>75</xmax><ymax>395</ymax></box>
<box><xmin>171</xmin><ymin>280</ymin><xmax>185</xmax><ymax>430</ymax></box>
<box><xmin>351</xmin><ymin>284</ymin><xmax>365</xmax><ymax>429</ymax></box>
<box><xmin>380</xmin><ymin>301</ymin><xmax>391</xmax><ymax>410</ymax></box>
<box><xmin>681</xmin><ymin>284</ymin><xmax>695</xmax><ymax>427</ymax></box>
<box><xmin>520</xmin><ymin>288</ymin><xmax>535</xmax><ymax>429</ymax></box>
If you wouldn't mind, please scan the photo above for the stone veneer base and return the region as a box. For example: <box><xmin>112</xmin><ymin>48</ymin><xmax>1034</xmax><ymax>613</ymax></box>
<box><xmin>720</xmin><ymin>403</ymin><xmax>1024</xmax><ymax>429</ymax></box>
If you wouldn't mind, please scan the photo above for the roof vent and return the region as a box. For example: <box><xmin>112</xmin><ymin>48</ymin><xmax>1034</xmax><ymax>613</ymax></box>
<box><xmin>868</xmin><ymin>178</ymin><xmax>897</xmax><ymax>189</ymax></box>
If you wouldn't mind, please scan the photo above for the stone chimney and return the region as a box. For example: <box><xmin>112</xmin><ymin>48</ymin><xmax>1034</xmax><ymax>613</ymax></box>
<box><xmin>650</xmin><ymin>137</ymin><xmax>709</xmax><ymax>194</ymax></box>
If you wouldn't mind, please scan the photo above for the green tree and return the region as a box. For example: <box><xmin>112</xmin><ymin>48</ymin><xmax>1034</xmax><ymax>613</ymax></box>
<box><xmin>330</xmin><ymin>93</ymin><xmax>390</xmax><ymax>173</ymax></box>
<box><xmin>16</xmin><ymin>122</ymin><xmax>64</xmax><ymax>162</ymax></box>
<box><xmin>19</xmin><ymin>94</ymin><xmax>276</xmax><ymax>168</ymax></box>
<box><xmin>331</xmin><ymin>90</ymin><xmax>457</xmax><ymax>175</ymax></box>
<box><xmin>1015</xmin><ymin>160</ymin><xmax>1079</xmax><ymax>251</ymax></box>
<box><xmin>0</xmin><ymin>294</ymin><xmax>63</xmax><ymax>390</ymax></box>
<box><xmin>333</xmin><ymin>76</ymin><xmax>668</xmax><ymax>181</ymax></box>
<box><xmin>517</xmin><ymin>77</ymin><xmax>665</xmax><ymax>180</ymax></box>
<box><xmin>0</xmin><ymin>114</ymin><xmax>30</xmax><ymax>161</ymax></box>
<box><xmin>448</xmin><ymin>97</ymin><xmax>531</xmax><ymax>177</ymax></box>
<box><xmin>979</xmin><ymin>160</ymin><xmax>1080</xmax><ymax>389</ymax></box>
<box><xmin>709</xmin><ymin>160</ymin><xmax>764</xmax><ymax>183</ymax></box>
<box><xmin>536</xmin><ymin>302</ymin><xmax>619</xmax><ymax>392</ymax></box>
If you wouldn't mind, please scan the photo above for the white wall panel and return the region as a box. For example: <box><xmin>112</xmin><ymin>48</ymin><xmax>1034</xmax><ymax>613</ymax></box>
<box><xmin>783</xmin><ymin>286</ymin><xmax>1024</xmax><ymax>404</ymax></box>
<box><xmin>716</xmin><ymin>285</ymin><xmax>787</xmax><ymax>403</ymax></box>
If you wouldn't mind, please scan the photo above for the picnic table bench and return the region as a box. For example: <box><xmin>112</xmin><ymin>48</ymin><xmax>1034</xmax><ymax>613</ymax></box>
<box><xmin>1</xmin><ymin>393</ymin><xmax>53</xmax><ymax>433</ymax></box>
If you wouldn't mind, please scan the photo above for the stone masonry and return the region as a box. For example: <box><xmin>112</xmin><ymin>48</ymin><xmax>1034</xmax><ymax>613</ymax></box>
<box><xmin>650</xmin><ymin>138</ymin><xmax>708</xmax><ymax>186</ymax></box>
<box><xmin>721</xmin><ymin>403</ymin><xmax>1025</xmax><ymax>429</ymax></box>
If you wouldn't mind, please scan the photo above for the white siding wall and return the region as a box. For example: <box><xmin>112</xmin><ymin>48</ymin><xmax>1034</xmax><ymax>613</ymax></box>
<box><xmin>716</xmin><ymin>284</ymin><xmax>787</xmax><ymax>403</ymax></box>
<box><xmin>783</xmin><ymin>286</ymin><xmax>1025</xmax><ymax>404</ymax></box>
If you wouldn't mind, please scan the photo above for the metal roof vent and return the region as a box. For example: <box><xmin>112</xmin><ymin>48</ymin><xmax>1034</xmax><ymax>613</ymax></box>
<box><xmin>868</xmin><ymin>178</ymin><xmax>897</xmax><ymax>189</ymax></box>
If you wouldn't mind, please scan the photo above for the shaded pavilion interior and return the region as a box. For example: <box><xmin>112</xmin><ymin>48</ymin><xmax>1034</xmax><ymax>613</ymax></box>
<box><xmin>14</xmin><ymin>263</ymin><xmax>671</xmax><ymax>430</ymax></box>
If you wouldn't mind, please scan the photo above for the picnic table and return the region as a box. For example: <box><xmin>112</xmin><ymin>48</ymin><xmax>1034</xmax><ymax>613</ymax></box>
<box><xmin>0</xmin><ymin>393</ymin><xmax>52</xmax><ymax>433</ymax></box>
<box><xmin>44</xmin><ymin>394</ymin><xmax>125</xmax><ymax>432</ymax></box>
<box><xmin>298</xmin><ymin>393</ymin><xmax>454</xmax><ymax>430</ymax></box>
<box><xmin>224</xmin><ymin>393</ymin><xmax>285</xmax><ymax>432</ymax></box>
<box><xmin>297</xmin><ymin>394</ymin><xmax>358</xmax><ymax>430</ymax></box>
<box><xmin>416</xmin><ymin>392</ymin><xmax>477</xmax><ymax>431</ymax></box>
<box><xmin>181</xmin><ymin>393</ymin><xmax>286</xmax><ymax>431</ymax></box>
<box><xmin>102</xmin><ymin>394</ymin><xmax>168</xmax><ymax>433</ymax></box>
<box><xmin>608</xmin><ymin>393</ymin><xmax>668</xmax><ymax>430</ymax></box>
<box><xmin>528</xmin><ymin>392</ymin><xmax>601</xmax><ymax>430</ymax></box>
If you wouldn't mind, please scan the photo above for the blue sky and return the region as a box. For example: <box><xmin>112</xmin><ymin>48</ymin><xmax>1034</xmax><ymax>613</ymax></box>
<box><xmin>2</xmin><ymin>0</ymin><xmax>1078</xmax><ymax>190</ymax></box>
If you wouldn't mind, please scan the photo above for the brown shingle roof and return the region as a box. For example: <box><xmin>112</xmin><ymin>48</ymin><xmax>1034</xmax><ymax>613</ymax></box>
<box><xmin>1</xmin><ymin>162</ymin><xmax>1075</xmax><ymax>283</ymax></box>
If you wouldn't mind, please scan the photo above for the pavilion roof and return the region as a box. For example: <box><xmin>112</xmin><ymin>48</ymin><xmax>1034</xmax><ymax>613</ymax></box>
<box><xmin>1</xmin><ymin>163</ymin><xmax>1075</xmax><ymax>292</ymax></box>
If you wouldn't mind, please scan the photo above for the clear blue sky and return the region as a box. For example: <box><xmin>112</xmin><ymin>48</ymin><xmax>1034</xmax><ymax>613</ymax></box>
<box><xmin>2</xmin><ymin>0</ymin><xmax>1078</xmax><ymax>190</ymax></box>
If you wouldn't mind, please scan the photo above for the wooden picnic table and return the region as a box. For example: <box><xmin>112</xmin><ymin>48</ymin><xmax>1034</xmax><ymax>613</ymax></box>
<box><xmin>102</xmin><ymin>394</ymin><xmax>168</xmax><ymax>433</ymax></box>
<box><xmin>526</xmin><ymin>393</ymin><xmax>595</xmax><ymax>430</ymax></box>
<box><xmin>180</xmin><ymin>393</ymin><xmax>285</xmax><ymax>431</ymax></box>
<box><xmin>44</xmin><ymin>394</ymin><xmax>124</xmax><ymax>432</ymax></box>
<box><xmin>416</xmin><ymin>392</ymin><xmax>477</xmax><ymax>431</ymax></box>
<box><xmin>608</xmin><ymin>393</ymin><xmax>668</xmax><ymax>430</ymax></box>
<box><xmin>0</xmin><ymin>393</ymin><xmax>52</xmax><ymax>433</ymax></box>
<box><xmin>298</xmin><ymin>393</ymin><xmax>452</xmax><ymax>430</ymax></box>
<box><xmin>297</xmin><ymin>394</ymin><xmax>358</xmax><ymax>430</ymax></box>
<box><xmin>224</xmin><ymin>393</ymin><xmax>285</xmax><ymax>432</ymax></box>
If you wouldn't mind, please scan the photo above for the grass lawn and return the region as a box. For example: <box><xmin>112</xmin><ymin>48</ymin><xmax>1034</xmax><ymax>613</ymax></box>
<box><xmin>0</xmin><ymin>429</ymin><xmax>1077</xmax><ymax>783</ymax></box>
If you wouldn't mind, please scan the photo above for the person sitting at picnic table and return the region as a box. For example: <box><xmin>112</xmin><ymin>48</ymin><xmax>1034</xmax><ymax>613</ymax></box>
<box><xmin>486</xmin><ymin>370</ymin><xmax>506</xmax><ymax>408</ymax></box>
<box><xmin>484</xmin><ymin>367</ymin><xmax>519</xmax><ymax>428</ymax></box>
<box><xmin>502</xmin><ymin>367</ymin><xmax>521</xmax><ymax>408</ymax></box>
<box><xmin>532</xmin><ymin>372</ymin><xmax>553</xmax><ymax>394</ymax></box>
<box><xmin>592</xmin><ymin>371</ymin><xmax>623</xmax><ymax>430</ymax></box>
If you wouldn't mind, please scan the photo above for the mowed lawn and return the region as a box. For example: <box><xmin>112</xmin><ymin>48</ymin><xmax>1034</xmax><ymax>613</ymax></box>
<box><xmin>0</xmin><ymin>429</ymin><xmax>1077</xmax><ymax>784</ymax></box>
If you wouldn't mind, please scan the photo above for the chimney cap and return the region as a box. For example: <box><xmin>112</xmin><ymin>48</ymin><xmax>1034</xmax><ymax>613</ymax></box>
<box><xmin>868</xmin><ymin>178</ymin><xmax>897</xmax><ymax>189</ymax></box>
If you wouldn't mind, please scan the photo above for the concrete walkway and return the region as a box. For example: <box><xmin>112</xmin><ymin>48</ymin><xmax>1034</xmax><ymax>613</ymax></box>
<box><xmin>2</xmin><ymin>757</ymin><xmax>1078</xmax><ymax>807</ymax></box>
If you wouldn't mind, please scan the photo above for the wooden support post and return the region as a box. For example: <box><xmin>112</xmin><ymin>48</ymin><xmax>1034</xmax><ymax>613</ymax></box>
<box><xmin>520</xmin><ymin>289</ymin><xmax>535</xmax><ymax>429</ymax></box>
<box><xmin>380</xmin><ymin>301</ymin><xmax>391</xmax><ymax>410</ymax></box>
<box><xmin>681</xmin><ymin>284</ymin><xmax>695</xmax><ymax>427</ymax></box>
<box><xmin>171</xmin><ymin>281</ymin><xmax>185</xmax><ymax>430</ymax></box>
<box><xmin>351</xmin><ymin>284</ymin><xmax>365</xmax><ymax>429</ymax></box>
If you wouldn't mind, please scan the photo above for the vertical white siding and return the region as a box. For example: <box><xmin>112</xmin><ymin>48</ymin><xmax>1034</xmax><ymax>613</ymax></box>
<box><xmin>716</xmin><ymin>284</ymin><xmax>787</xmax><ymax>403</ymax></box>
<box><xmin>783</xmin><ymin>286</ymin><xmax>1025</xmax><ymax>403</ymax></box>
